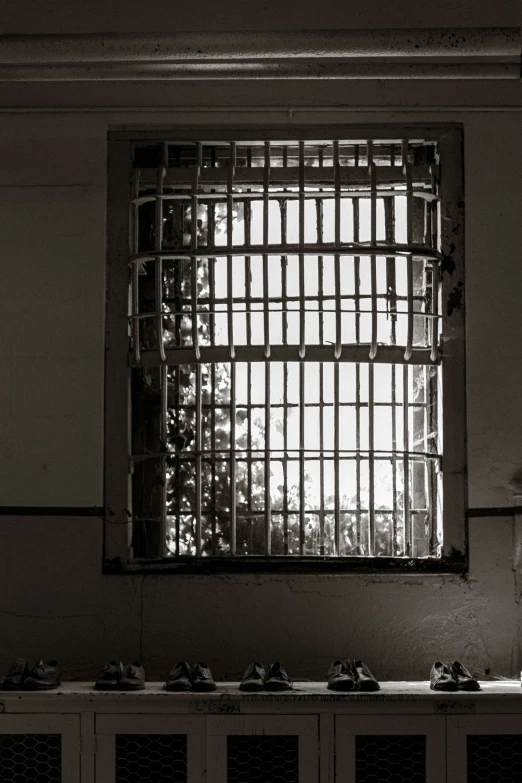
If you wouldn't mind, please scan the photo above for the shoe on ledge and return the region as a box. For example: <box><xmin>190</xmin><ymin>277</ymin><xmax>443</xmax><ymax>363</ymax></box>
<box><xmin>327</xmin><ymin>659</ymin><xmax>356</xmax><ymax>691</ymax></box>
<box><xmin>191</xmin><ymin>662</ymin><xmax>217</xmax><ymax>692</ymax></box>
<box><xmin>23</xmin><ymin>659</ymin><xmax>61</xmax><ymax>690</ymax></box>
<box><xmin>165</xmin><ymin>661</ymin><xmax>193</xmax><ymax>691</ymax></box>
<box><xmin>239</xmin><ymin>662</ymin><xmax>267</xmax><ymax>691</ymax></box>
<box><xmin>94</xmin><ymin>660</ymin><xmax>123</xmax><ymax>690</ymax></box>
<box><xmin>430</xmin><ymin>661</ymin><xmax>458</xmax><ymax>691</ymax></box>
<box><xmin>1</xmin><ymin>658</ymin><xmax>29</xmax><ymax>690</ymax></box>
<box><xmin>449</xmin><ymin>661</ymin><xmax>481</xmax><ymax>691</ymax></box>
<box><xmin>352</xmin><ymin>660</ymin><xmax>380</xmax><ymax>691</ymax></box>
<box><xmin>264</xmin><ymin>661</ymin><xmax>293</xmax><ymax>691</ymax></box>
<box><xmin>119</xmin><ymin>661</ymin><xmax>146</xmax><ymax>690</ymax></box>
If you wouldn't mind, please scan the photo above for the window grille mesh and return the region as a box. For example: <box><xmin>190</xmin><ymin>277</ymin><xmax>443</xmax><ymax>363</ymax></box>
<box><xmin>355</xmin><ymin>735</ymin><xmax>426</xmax><ymax>782</ymax></box>
<box><xmin>115</xmin><ymin>734</ymin><xmax>187</xmax><ymax>783</ymax></box>
<box><xmin>0</xmin><ymin>734</ymin><xmax>61</xmax><ymax>782</ymax></box>
<box><xmin>129</xmin><ymin>138</ymin><xmax>443</xmax><ymax>560</ymax></box>
<box><xmin>467</xmin><ymin>734</ymin><xmax>522</xmax><ymax>782</ymax></box>
<box><xmin>227</xmin><ymin>735</ymin><xmax>299</xmax><ymax>783</ymax></box>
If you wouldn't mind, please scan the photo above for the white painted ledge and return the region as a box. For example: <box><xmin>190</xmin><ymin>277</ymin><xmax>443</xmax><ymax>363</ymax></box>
<box><xmin>0</xmin><ymin>28</ymin><xmax>519</xmax><ymax>80</ymax></box>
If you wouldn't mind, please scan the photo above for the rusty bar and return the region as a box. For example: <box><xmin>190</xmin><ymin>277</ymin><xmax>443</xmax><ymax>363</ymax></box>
<box><xmin>299</xmin><ymin>361</ymin><xmax>305</xmax><ymax>555</ymax></box>
<box><xmin>263</xmin><ymin>141</ymin><xmax>271</xmax><ymax>359</ymax></box>
<box><xmin>368</xmin><ymin>140</ymin><xmax>378</xmax><ymax>360</ymax></box>
<box><xmin>227</xmin><ymin>142</ymin><xmax>236</xmax><ymax>359</ymax></box>
<box><xmin>191</xmin><ymin>144</ymin><xmax>201</xmax><ymax>360</ymax></box>
<box><xmin>333</xmin><ymin>140</ymin><xmax>342</xmax><ymax>360</ymax></box>
<box><xmin>265</xmin><ymin>362</ymin><xmax>271</xmax><ymax>554</ymax></box>
<box><xmin>334</xmin><ymin>361</ymin><xmax>341</xmax><ymax>555</ymax></box>
<box><xmin>299</xmin><ymin>140</ymin><xmax>306</xmax><ymax>359</ymax></box>
<box><xmin>155</xmin><ymin>149</ymin><xmax>167</xmax><ymax>363</ymax></box>
<box><xmin>368</xmin><ymin>361</ymin><xmax>375</xmax><ymax>556</ymax></box>
<box><xmin>230</xmin><ymin>360</ymin><xmax>237</xmax><ymax>556</ymax></box>
<box><xmin>131</xmin><ymin>168</ymin><xmax>141</xmax><ymax>366</ymax></box>
<box><xmin>403</xmin><ymin>140</ymin><xmax>414</xmax><ymax>362</ymax></box>
<box><xmin>403</xmin><ymin>363</ymin><xmax>411</xmax><ymax>556</ymax></box>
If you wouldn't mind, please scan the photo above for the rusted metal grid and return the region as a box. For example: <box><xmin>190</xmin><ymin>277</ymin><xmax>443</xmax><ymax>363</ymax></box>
<box><xmin>129</xmin><ymin>138</ymin><xmax>442</xmax><ymax>561</ymax></box>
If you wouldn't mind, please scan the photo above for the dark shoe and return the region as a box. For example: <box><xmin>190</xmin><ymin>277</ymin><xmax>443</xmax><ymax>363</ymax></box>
<box><xmin>327</xmin><ymin>659</ymin><xmax>356</xmax><ymax>691</ymax></box>
<box><xmin>264</xmin><ymin>661</ymin><xmax>293</xmax><ymax>691</ymax></box>
<box><xmin>165</xmin><ymin>661</ymin><xmax>193</xmax><ymax>691</ymax></box>
<box><xmin>119</xmin><ymin>661</ymin><xmax>145</xmax><ymax>690</ymax></box>
<box><xmin>449</xmin><ymin>661</ymin><xmax>481</xmax><ymax>691</ymax></box>
<box><xmin>430</xmin><ymin>661</ymin><xmax>457</xmax><ymax>691</ymax></box>
<box><xmin>352</xmin><ymin>660</ymin><xmax>380</xmax><ymax>691</ymax></box>
<box><xmin>240</xmin><ymin>662</ymin><xmax>267</xmax><ymax>691</ymax></box>
<box><xmin>24</xmin><ymin>660</ymin><xmax>61</xmax><ymax>690</ymax></box>
<box><xmin>191</xmin><ymin>662</ymin><xmax>217</xmax><ymax>691</ymax></box>
<box><xmin>1</xmin><ymin>658</ymin><xmax>29</xmax><ymax>690</ymax></box>
<box><xmin>94</xmin><ymin>660</ymin><xmax>123</xmax><ymax>690</ymax></box>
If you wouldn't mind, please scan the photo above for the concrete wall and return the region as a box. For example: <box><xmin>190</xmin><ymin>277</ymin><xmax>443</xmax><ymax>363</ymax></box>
<box><xmin>0</xmin><ymin>1</ymin><xmax>521</xmax><ymax>683</ymax></box>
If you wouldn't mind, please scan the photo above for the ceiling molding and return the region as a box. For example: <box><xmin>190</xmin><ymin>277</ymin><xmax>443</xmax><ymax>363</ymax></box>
<box><xmin>0</xmin><ymin>27</ymin><xmax>520</xmax><ymax>81</ymax></box>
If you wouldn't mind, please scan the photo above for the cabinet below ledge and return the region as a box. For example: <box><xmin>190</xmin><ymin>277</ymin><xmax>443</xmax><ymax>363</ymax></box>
<box><xmin>1</xmin><ymin>681</ymin><xmax>522</xmax><ymax>782</ymax></box>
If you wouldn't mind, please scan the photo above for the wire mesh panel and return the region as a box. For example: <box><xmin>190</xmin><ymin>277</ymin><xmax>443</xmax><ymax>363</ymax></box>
<box><xmin>0</xmin><ymin>734</ymin><xmax>61</xmax><ymax>782</ymax></box>
<box><xmin>227</xmin><ymin>735</ymin><xmax>299</xmax><ymax>783</ymax></box>
<box><xmin>115</xmin><ymin>734</ymin><xmax>187</xmax><ymax>783</ymax></box>
<box><xmin>127</xmin><ymin>136</ymin><xmax>445</xmax><ymax>561</ymax></box>
<box><xmin>355</xmin><ymin>735</ymin><xmax>426</xmax><ymax>782</ymax></box>
<box><xmin>467</xmin><ymin>734</ymin><xmax>522</xmax><ymax>782</ymax></box>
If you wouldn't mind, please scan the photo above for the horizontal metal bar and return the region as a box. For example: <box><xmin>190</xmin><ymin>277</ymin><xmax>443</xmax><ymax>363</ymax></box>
<box><xmin>131</xmin><ymin>305</ymin><xmax>442</xmax><ymax>319</ymax></box>
<box><xmin>131</xmin><ymin>189</ymin><xmax>439</xmax><ymax>204</ymax></box>
<box><xmin>130</xmin><ymin>243</ymin><xmax>443</xmax><ymax>261</ymax></box>
<box><xmin>136</xmin><ymin>165</ymin><xmax>435</xmax><ymax>188</ymax></box>
<box><xmin>130</xmin><ymin>343</ymin><xmax>439</xmax><ymax>367</ymax></box>
<box><xmin>131</xmin><ymin>448</ymin><xmax>441</xmax><ymax>461</ymax></box>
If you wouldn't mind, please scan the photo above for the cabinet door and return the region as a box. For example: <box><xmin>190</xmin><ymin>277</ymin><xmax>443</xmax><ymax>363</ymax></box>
<box><xmin>447</xmin><ymin>715</ymin><xmax>522</xmax><ymax>782</ymax></box>
<box><xmin>95</xmin><ymin>715</ymin><xmax>206</xmax><ymax>783</ymax></box>
<box><xmin>0</xmin><ymin>714</ymin><xmax>80</xmax><ymax>783</ymax></box>
<box><xmin>207</xmin><ymin>715</ymin><xmax>319</xmax><ymax>783</ymax></box>
<box><xmin>336</xmin><ymin>715</ymin><xmax>446</xmax><ymax>783</ymax></box>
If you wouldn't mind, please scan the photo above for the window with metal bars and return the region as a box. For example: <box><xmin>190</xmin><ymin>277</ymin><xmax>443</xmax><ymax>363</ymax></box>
<box><xmin>105</xmin><ymin>125</ymin><xmax>466</xmax><ymax>573</ymax></box>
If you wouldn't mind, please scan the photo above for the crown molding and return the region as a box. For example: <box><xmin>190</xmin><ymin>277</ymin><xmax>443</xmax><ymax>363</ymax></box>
<box><xmin>0</xmin><ymin>28</ymin><xmax>519</xmax><ymax>80</ymax></box>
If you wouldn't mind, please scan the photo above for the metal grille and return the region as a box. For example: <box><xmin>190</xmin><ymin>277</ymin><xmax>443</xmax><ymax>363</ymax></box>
<box><xmin>115</xmin><ymin>734</ymin><xmax>187</xmax><ymax>783</ymax></box>
<box><xmin>129</xmin><ymin>138</ymin><xmax>443</xmax><ymax>560</ymax></box>
<box><xmin>355</xmin><ymin>735</ymin><xmax>426</xmax><ymax>782</ymax></box>
<box><xmin>0</xmin><ymin>734</ymin><xmax>61</xmax><ymax>782</ymax></box>
<box><xmin>467</xmin><ymin>734</ymin><xmax>522</xmax><ymax>782</ymax></box>
<box><xmin>227</xmin><ymin>735</ymin><xmax>299</xmax><ymax>783</ymax></box>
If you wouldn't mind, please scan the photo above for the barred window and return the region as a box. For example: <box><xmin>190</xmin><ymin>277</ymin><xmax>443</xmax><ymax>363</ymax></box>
<box><xmin>105</xmin><ymin>126</ymin><xmax>465</xmax><ymax>572</ymax></box>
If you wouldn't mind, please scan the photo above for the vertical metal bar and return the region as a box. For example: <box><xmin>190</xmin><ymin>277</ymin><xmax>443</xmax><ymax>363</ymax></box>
<box><xmin>230</xmin><ymin>360</ymin><xmax>237</xmax><ymax>555</ymax></box>
<box><xmin>195</xmin><ymin>361</ymin><xmax>202</xmax><ymax>557</ymax></box>
<box><xmin>155</xmin><ymin>150</ymin><xmax>167</xmax><ymax>363</ymax></box>
<box><xmin>334</xmin><ymin>362</ymin><xmax>340</xmax><ymax>555</ymax></box>
<box><xmin>368</xmin><ymin>362</ymin><xmax>375</xmax><ymax>556</ymax></box>
<box><xmin>245</xmin><ymin>148</ymin><xmax>253</xmax><ymax>555</ymax></box>
<box><xmin>191</xmin><ymin>144</ymin><xmax>201</xmax><ymax>361</ymax></box>
<box><xmin>353</xmin><ymin>148</ymin><xmax>362</xmax><ymax>550</ymax></box>
<box><xmin>154</xmin><ymin>147</ymin><xmax>168</xmax><ymax>556</ymax></box>
<box><xmin>385</xmin><ymin>176</ymin><xmax>398</xmax><ymax>553</ymax></box>
<box><xmin>299</xmin><ymin>141</ymin><xmax>306</xmax><ymax>359</ymax></box>
<box><xmin>317</xmin><ymin>147</ymin><xmax>325</xmax><ymax>555</ymax></box>
<box><xmin>299</xmin><ymin>362</ymin><xmax>305</xmax><ymax>555</ymax></box>
<box><xmin>368</xmin><ymin>140</ymin><xmax>378</xmax><ymax>361</ymax></box>
<box><xmin>227</xmin><ymin>142</ymin><xmax>236</xmax><ymax>360</ymax></box>
<box><xmin>193</xmin><ymin>143</ymin><xmax>202</xmax><ymax>556</ymax></box>
<box><xmin>430</xmin><ymin>165</ymin><xmax>440</xmax><ymax>363</ymax></box>
<box><xmin>281</xmin><ymin>152</ymin><xmax>289</xmax><ymax>552</ymax></box>
<box><xmin>131</xmin><ymin>169</ymin><xmax>141</xmax><ymax>366</ymax></box>
<box><xmin>403</xmin><ymin>140</ymin><xmax>414</xmax><ymax>362</ymax></box>
<box><xmin>263</xmin><ymin>141</ymin><xmax>271</xmax><ymax>359</ymax></box>
<box><xmin>209</xmin><ymin>177</ymin><xmax>217</xmax><ymax>554</ymax></box>
<box><xmin>265</xmin><ymin>363</ymin><xmax>271</xmax><ymax>554</ymax></box>
<box><xmin>333</xmin><ymin>140</ymin><xmax>342</xmax><ymax>360</ymax></box>
<box><xmin>403</xmin><ymin>363</ymin><xmax>411</xmax><ymax>556</ymax></box>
